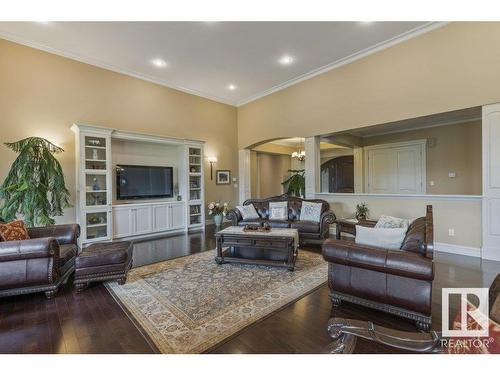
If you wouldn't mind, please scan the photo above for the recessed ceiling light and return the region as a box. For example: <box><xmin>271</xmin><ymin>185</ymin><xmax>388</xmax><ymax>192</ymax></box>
<box><xmin>227</xmin><ymin>84</ymin><xmax>237</xmax><ymax>91</ymax></box>
<box><xmin>279</xmin><ymin>55</ymin><xmax>294</xmax><ymax>66</ymax></box>
<box><xmin>151</xmin><ymin>58</ymin><xmax>167</xmax><ymax>68</ymax></box>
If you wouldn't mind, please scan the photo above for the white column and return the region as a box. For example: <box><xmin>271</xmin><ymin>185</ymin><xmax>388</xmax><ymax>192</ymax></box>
<box><xmin>481</xmin><ymin>103</ymin><xmax>500</xmax><ymax>261</ymax></box>
<box><xmin>304</xmin><ymin>136</ymin><xmax>320</xmax><ymax>199</ymax></box>
<box><xmin>238</xmin><ymin>149</ymin><xmax>251</xmax><ymax>204</ymax></box>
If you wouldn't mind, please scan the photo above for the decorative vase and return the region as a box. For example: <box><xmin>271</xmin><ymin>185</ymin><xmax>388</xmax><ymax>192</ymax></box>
<box><xmin>213</xmin><ymin>214</ymin><xmax>223</xmax><ymax>227</ymax></box>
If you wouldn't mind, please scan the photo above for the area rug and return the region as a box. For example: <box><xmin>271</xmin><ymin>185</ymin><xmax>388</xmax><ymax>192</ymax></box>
<box><xmin>105</xmin><ymin>249</ymin><xmax>327</xmax><ymax>353</ymax></box>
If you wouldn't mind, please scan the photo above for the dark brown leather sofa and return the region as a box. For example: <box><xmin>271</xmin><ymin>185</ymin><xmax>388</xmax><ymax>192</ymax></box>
<box><xmin>226</xmin><ymin>194</ymin><xmax>336</xmax><ymax>245</ymax></box>
<box><xmin>0</xmin><ymin>224</ymin><xmax>80</xmax><ymax>299</ymax></box>
<box><xmin>322</xmin><ymin>206</ymin><xmax>434</xmax><ymax>331</ymax></box>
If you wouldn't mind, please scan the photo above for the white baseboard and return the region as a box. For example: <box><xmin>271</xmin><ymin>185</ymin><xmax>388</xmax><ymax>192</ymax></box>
<box><xmin>480</xmin><ymin>246</ymin><xmax>500</xmax><ymax>262</ymax></box>
<box><xmin>429</xmin><ymin>242</ymin><xmax>481</xmax><ymax>258</ymax></box>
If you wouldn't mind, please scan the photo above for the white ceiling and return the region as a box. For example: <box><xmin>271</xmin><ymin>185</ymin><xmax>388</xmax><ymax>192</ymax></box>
<box><xmin>0</xmin><ymin>22</ymin><xmax>442</xmax><ymax>106</ymax></box>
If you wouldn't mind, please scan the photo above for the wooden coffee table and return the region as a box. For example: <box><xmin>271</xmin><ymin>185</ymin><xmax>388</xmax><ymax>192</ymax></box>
<box><xmin>214</xmin><ymin>226</ymin><xmax>299</xmax><ymax>271</ymax></box>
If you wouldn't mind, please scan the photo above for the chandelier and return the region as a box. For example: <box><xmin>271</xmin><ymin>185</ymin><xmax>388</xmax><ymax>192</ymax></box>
<box><xmin>292</xmin><ymin>150</ymin><xmax>305</xmax><ymax>161</ymax></box>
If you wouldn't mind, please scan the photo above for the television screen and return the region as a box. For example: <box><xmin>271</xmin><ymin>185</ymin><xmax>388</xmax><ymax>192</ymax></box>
<box><xmin>116</xmin><ymin>165</ymin><xmax>173</xmax><ymax>200</ymax></box>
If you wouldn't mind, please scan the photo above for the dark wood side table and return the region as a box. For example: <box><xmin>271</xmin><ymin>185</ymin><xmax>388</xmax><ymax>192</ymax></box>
<box><xmin>335</xmin><ymin>218</ymin><xmax>378</xmax><ymax>240</ymax></box>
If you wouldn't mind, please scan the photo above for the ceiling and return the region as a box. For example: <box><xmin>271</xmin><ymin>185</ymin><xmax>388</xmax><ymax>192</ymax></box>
<box><xmin>0</xmin><ymin>22</ymin><xmax>442</xmax><ymax>106</ymax></box>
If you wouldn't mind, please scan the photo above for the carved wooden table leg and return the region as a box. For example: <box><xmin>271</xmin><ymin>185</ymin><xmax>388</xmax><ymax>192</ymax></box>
<box><xmin>286</xmin><ymin>238</ymin><xmax>295</xmax><ymax>271</ymax></box>
<box><xmin>214</xmin><ymin>236</ymin><xmax>224</xmax><ymax>264</ymax></box>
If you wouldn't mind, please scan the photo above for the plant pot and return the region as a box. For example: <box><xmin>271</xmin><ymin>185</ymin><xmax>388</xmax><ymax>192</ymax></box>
<box><xmin>213</xmin><ymin>214</ymin><xmax>223</xmax><ymax>227</ymax></box>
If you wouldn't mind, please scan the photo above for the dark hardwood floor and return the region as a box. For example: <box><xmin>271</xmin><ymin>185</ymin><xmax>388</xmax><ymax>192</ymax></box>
<box><xmin>1</xmin><ymin>224</ymin><xmax>498</xmax><ymax>354</ymax></box>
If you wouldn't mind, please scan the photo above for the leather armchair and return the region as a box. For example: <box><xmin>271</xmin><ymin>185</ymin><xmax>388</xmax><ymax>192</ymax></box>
<box><xmin>0</xmin><ymin>224</ymin><xmax>80</xmax><ymax>299</ymax></box>
<box><xmin>226</xmin><ymin>194</ymin><xmax>336</xmax><ymax>245</ymax></box>
<box><xmin>322</xmin><ymin>206</ymin><xmax>434</xmax><ymax>331</ymax></box>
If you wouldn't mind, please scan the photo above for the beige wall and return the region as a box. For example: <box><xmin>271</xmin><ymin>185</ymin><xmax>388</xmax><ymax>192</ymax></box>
<box><xmin>0</xmin><ymin>38</ymin><xmax>238</xmax><ymax>223</ymax></box>
<box><xmin>317</xmin><ymin>194</ymin><xmax>482</xmax><ymax>249</ymax></box>
<box><xmin>363</xmin><ymin>120</ymin><xmax>482</xmax><ymax>195</ymax></box>
<box><xmin>237</xmin><ymin>23</ymin><xmax>500</xmax><ymax>149</ymax></box>
<box><xmin>254</xmin><ymin>153</ymin><xmax>291</xmax><ymax>198</ymax></box>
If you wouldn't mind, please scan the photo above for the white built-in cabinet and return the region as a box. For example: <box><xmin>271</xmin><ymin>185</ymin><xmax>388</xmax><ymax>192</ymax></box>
<box><xmin>112</xmin><ymin>202</ymin><xmax>185</xmax><ymax>239</ymax></box>
<box><xmin>72</xmin><ymin>124</ymin><xmax>205</xmax><ymax>245</ymax></box>
<box><xmin>364</xmin><ymin>140</ymin><xmax>426</xmax><ymax>194</ymax></box>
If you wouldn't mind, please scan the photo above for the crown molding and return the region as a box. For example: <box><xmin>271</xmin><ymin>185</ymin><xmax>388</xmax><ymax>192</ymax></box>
<box><xmin>236</xmin><ymin>22</ymin><xmax>449</xmax><ymax>107</ymax></box>
<box><xmin>0</xmin><ymin>30</ymin><xmax>238</xmax><ymax>106</ymax></box>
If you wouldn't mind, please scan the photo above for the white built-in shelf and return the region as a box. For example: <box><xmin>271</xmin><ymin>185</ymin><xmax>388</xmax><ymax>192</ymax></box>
<box><xmin>86</xmin><ymin>223</ymin><xmax>108</xmax><ymax>228</ymax></box>
<box><xmin>84</xmin><ymin>169</ymin><xmax>107</xmax><ymax>174</ymax></box>
<box><xmin>189</xmin><ymin>172</ymin><xmax>202</xmax><ymax>176</ymax></box>
<box><xmin>189</xmin><ymin>188</ymin><xmax>201</xmax><ymax>190</ymax></box>
<box><xmin>85</xmin><ymin>159</ymin><xmax>106</xmax><ymax>162</ymax></box>
<box><xmin>190</xmin><ymin>213</ymin><xmax>202</xmax><ymax>217</ymax></box>
<box><xmin>85</xmin><ymin>145</ymin><xmax>106</xmax><ymax>150</ymax></box>
<box><xmin>86</xmin><ymin>190</ymin><xmax>107</xmax><ymax>193</ymax></box>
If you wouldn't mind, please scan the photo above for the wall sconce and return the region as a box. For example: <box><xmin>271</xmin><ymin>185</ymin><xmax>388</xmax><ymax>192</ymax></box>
<box><xmin>207</xmin><ymin>156</ymin><xmax>217</xmax><ymax>180</ymax></box>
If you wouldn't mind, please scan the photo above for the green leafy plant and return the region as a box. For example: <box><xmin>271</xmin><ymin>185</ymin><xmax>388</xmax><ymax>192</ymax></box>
<box><xmin>281</xmin><ymin>169</ymin><xmax>305</xmax><ymax>197</ymax></box>
<box><xmin>355</xmin><ymin>202</ymin><xmax>369</xmax><ymax>220</ymax></box>
<box><xmin>0</xmin><ymin>137</ymin><xmax>71</xmax><ymax>227</ymax></box>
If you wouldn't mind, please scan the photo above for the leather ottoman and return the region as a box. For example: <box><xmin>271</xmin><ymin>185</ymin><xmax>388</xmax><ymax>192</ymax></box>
<box><xmin>74</xmin><ymin>241</ymin><xmax>133</xmax><ymax>292</ymax></box>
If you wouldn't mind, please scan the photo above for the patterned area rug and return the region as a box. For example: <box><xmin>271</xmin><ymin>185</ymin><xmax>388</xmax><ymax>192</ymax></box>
<box><xmin>105</xmin><ymin>249</ymin><xmax>327</xmax><ymax>353</ymax></box>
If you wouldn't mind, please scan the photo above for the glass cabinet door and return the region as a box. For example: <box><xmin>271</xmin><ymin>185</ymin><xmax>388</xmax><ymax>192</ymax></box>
<box><xmin>85</xmin><ymin>173</ymin><xmax>108</xmax><ymax>207</ymax></box>
<box><xmin>84</xmin><ymin>136</ymin><xmax>107</xmax><ymax>171</ymax></box>
<box><xmin>85</xmin><ymin>211</ymin><xmax>109</xmax><ymax>241</ymax></box>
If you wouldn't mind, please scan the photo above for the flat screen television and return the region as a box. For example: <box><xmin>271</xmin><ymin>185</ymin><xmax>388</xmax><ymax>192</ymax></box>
<box><xmin>116</xmin><ymin>165</ymin><xmax>173</xmax><ymax>200</ymax></box>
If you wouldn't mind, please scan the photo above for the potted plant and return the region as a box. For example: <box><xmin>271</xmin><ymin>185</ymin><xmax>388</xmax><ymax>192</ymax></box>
<box><xmin>281</xmin><ymin>169</ymin><xmax>305</xmax><ymax>198</ymax></box>
<box><xmin>208</xmin><ymin>202</ymin><xmax>229</xmax><ymax>227</ymax></box>
<box><xmin>355</xmin><ymin>202</ymin><xmax>369</xmax><ymax>221</ymax></box>
<box><xmin>0</xmin><ymin>137</ymin><xmax>71</xmax><ymax>227</ymax></box>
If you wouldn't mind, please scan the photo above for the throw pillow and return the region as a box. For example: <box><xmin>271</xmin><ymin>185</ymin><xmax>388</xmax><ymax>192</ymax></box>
<box><xmin>300</xmin><ymin>201</ymin><xmax>323</xmax><ymax>223</ymax></box>
<box><xmin>236</xmin><ymin>204</ymin><xmax>260</xmax><ymax>220</ymax></box>
<box><xmin>355</xmin><ymin>225</ymin><xmax>406</xmax><ymax>250</ymax></box>
<box><xmin>375</xmin><ymin>215</ymin><xmax>411</xmax><ymax>229</ymax></box>
<box><xmin>0</xmin><ymin>220</ymin><xmax>30</xmax><ymax>241</ymax></box>
<box><xmin>269</xmin><ymin>201</ymin><xmax>288</xmax><ymax>220</ymax></box>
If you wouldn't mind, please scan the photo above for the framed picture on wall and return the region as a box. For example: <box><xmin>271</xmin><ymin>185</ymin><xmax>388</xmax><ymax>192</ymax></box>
<box><xmin>216</xmin><ymin>170</ymin><xmax>231</xmax><ymax>185</ymax></box>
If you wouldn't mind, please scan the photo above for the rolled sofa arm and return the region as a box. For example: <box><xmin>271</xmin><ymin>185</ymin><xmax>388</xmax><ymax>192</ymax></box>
<box><xmin>226</xmin><ymin>209</ymin><xmax>242</xmax><ymax>226</ymax></box>
<box><xmin>320</xmin><ymin>210</ymin><xmax>337</xmax><ymax>238</ymax></box>
<box><xmin>0</xmin><ymin>237</ymin><xmax>60</xmax><ymax>262</ymax></box>
<box><xmin>28</xmin><ymin>224</ymin><xmax>80</xmax><ymax>245</ymax></box>
<box><xmin>322</xmin><ymin>239</ymin><xmax>433</xmax><ymax>281</ymax></box>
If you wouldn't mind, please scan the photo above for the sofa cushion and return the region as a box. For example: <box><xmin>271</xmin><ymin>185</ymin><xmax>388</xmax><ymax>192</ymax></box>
<box><xmin>269</xmin><ymin>201</ymin><xmax>288</xmax><ymax>220</ymax></box>
<box><xmin>300</xmin><ymin>201</ymin><xmax>322</xmax><ymax>222</ymax></box>
<box><xmin>236</xmin><ymin>204</ymin><xmax>260</xmax><ymax>220</ymax></box>
<box><xmin>355</xmin><ymin>225</ymin><xmax>406</xmax><ymax>250</ymax></box>
<box><xmin>267</xmin><ymin>220</ymin><xmax>290</xmax><ymax>228</ymax></box>
<box><xmin>0</xmin><ymin>220</ymin><xmax>30</xmax><ymax>241</ymax></box>
<box><xmin>291</xmin><ymin>220</ymin><xmax>320</xmax><ymax>233</ymax></box>
<box><xmin>375</xmin><ymin>215</ymin><xmax>411</xmax><ymax>229</ymax></box>
<box><xmin>400</xmin><ymin>217</ymin><xmax>426</xmax><ymax>254</ymax></box>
